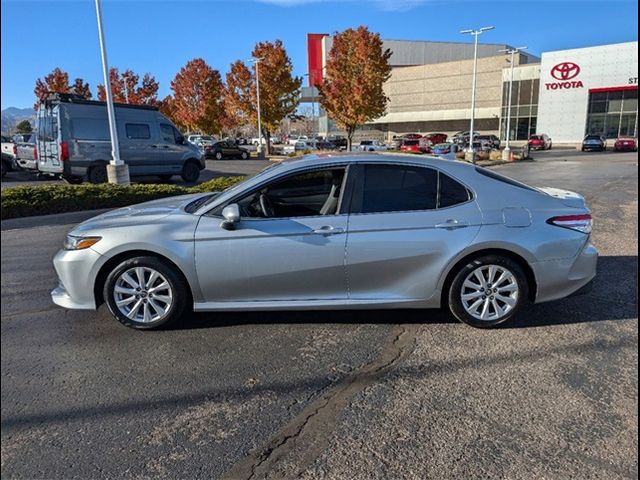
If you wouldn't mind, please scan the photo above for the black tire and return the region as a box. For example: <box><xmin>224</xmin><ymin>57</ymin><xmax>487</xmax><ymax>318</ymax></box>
<box><xmin>181</xmin><ymin>161</ymin><xmax>201</xmax><ymax>183</ymax></box>
<box><xmin>88</xmin><ymin>164</ymin><xmax>108</xmax><ymax>184</ymax></box>
<box><xmin>548</xmin><ymin>142</ymin><xmax>552</xmax><ymax>150</ymax></box>
<box><xmin>158</xmin><ymin>174</ymin><xmax>173</xmax><ymax>182</ymax></box>
<box><xmin>240</xmin><ymin>151</ymin><xmax>249</xmax><ymax>160</ymax></box>
<box><xmin>103</xmin><ymin>256</ymin><xmax>188</xmax><ymax>329</ymax></box>
<box><xmin>448</xmin><ymin>255</ymin><xmax>529</xmax><ymax>328</ymax></box>
<box><xmin>215</xmin><ymin>151</ymin><xmax>223</xmax><ymax>160</ymax></box>
<box><xmin>64</xmin><ymin>175</ymin><xmax>84</xmax><ymax>185</ymax></box>
<box><xmin>1</xmin><ymin>161</ymin><xmax>6</xmax><ymax>178</ymax></box>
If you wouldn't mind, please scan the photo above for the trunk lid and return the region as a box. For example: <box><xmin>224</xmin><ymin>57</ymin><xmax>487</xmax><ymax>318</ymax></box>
<box><xmin>538</xmin><ymin>186</ymin><xmax>588</xmax><ymax>210</ymax></box>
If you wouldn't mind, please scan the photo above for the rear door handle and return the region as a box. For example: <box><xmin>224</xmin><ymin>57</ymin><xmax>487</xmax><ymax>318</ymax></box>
<box><xmin>435</xmin><ymin>219</ymin><xmax>469</xmax><ymax>230</ymax></box>
<box><xmin>312</xmin><ymin>225</ymin><xmax>345</xmax><ymax>236</ymax></box>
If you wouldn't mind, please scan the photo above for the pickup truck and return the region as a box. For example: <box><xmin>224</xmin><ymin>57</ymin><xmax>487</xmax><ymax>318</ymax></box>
<box><xmin>1</xmin><ymin>135</ymin><xmax>17</xmax><ymax>177</ymax></box>
<box><xmin>354</xmin><ymin>140</ymin><xmax>388</xmax><ymax>152</ymax></box>
<box><xmin>13</xmin><ymin>133</ymin><xmax>38</xmax><ymax>171</ymax></box>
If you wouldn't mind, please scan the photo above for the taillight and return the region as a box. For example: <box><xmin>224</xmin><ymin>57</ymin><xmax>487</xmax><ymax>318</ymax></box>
<box><xmin>60</xmin><ymin>141</ymin><xmax>69</xmax><ymax>161</ymax></box>
<box><xmin>33</xmin><ymin>146</ymin><xmax>38</xmax><ymax>160</ymax></box>
<box><xmin>12</xmin><ymin>144</ymin><xmax>17</xmax><ymax>155</ymax></box>
<box><xmin>547</xmin><ymin>214</ymin><xmax>593</xmax><ymax>234</ymax></box>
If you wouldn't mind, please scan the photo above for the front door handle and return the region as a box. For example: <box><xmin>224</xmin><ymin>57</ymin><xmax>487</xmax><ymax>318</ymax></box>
<box><xmin>312</xmin><ymin>225</ymin><xmax>345</xmax><ymax>236</ymax></box>
<box><xmin>435</xmin><ymin>219</ymin><xmax>469</xmax><ymax>230</ymax></box>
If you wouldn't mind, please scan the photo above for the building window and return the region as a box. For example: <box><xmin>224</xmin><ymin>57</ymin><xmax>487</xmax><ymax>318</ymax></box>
<box><xmin>500</xmin><ymin>79</ymin><xmax>538</xmax><ymax>141</ymax></box>
<box><xmin>585</xmin><ymin>89</ymin><xmax>638</xmax><ymax>139</ymax></box>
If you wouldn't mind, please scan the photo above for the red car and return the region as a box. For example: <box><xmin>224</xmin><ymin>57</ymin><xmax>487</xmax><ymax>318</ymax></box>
<box><xmin>423</xmin><ymin>133</ymin><xmax>448</xmax><ymax>146</ymax></box>
<box><xmin>614</xmin><ymin>137</ymin><xmax>638</xmax><ymax>152</ymax></box>
<box><xmin>528</xmin><ymin>134</ymin><xmax>552</xmax><ymax>150</ymax></box>
<box><xmin>400</xmin><ymin>139</ymin><xmax>422</xmax><ymax>153</ymax></box>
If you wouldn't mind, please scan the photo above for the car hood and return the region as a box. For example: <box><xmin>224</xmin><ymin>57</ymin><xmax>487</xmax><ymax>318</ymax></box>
<box><xmin>71</xmin><ymin>193</ymin><xmax>212</xmax><ymax>234</ymax></box>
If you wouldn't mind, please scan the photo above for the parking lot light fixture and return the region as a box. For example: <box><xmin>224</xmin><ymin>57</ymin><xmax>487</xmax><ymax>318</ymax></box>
<box><xmin>94</xmin><ymin>0</ymin><xmax>129</xmax><ymax>185</ymax></box>
<box><xmin>248</xmin><ymin>57</ymin><xmax>265</xmax><ymax>158</ymax></box>
<box><xmin>461</xmin><ymin>26</ymin><xmax>495</xmax><ymax>164</ymax></box>
<box><xmin>499</xmin><ymin>46</ymin><xmax>528</xmax><ymax>159</ymax></box>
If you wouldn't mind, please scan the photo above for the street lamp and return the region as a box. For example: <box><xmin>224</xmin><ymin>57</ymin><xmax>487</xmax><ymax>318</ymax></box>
<box><xmin>461</xmin><ymin>26</ymin><xmax>495</xmax><ymax>164</ymax></box>
<box><xmin>94</xmin><ymin>0</ymin><xmax>129</xmax><ymax>184</ymax></box>
<box><xmin>304</xmin><ymin>72</ymin><xmax>317</xmax><ymax>139</ymax></box>
<box><xmin>499</xmin><ymin>46</ymin><xmax>527</xmax><ymax>160</ymax></box>
<box><xmin>248</xmin><ymin>57</ymin><xmax>264</xmax><ymax>158</ymax></box>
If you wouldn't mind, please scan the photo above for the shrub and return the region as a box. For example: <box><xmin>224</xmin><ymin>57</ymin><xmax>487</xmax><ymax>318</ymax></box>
<box><xmin>0</xmin><ymin>176</ymin><xmax>244</xmax><ymax>220</ymax></box>
<box><xmin>489</xmin><ymin>149</ymin><xmax>503</xmax><ymax>161</ymax></box>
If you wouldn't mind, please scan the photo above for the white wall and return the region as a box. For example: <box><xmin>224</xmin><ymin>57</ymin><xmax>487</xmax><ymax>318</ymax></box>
<box><xmin>537</xmin><ymin>42</ymin><xmax>638</xmax><ymax>143</ymax></box>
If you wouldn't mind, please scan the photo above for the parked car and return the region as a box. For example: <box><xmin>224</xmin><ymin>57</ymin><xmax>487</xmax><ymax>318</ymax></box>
<box><xmin>431</xmin><ymin>142</ymin><xmax>457</xmax><ymax>156</ymax></box>
<box><xmin>423</xmin><ymin>133</ymin><xmax>448</xmax><ymax>146</ymax></box>
<box><xmin>528</xmin><ymin>134</ymin><xmax>552</xmax><ymax>150</ymax></box>
<box><xmin>204</xmin><ymin>141</ymin><xmax>250</xmax><ymax>160</ymax></box>
<box><xmin>403</xmin><ymin>133</ymin><xmax>423</xmax><ymax>140</ymax></box>
<box><xmin>316</xmin><ymin>140</ymin><xmax>337</xmax><ymax>150</ymax></box>
<box><xmin>1</xmin><ymin>151</ymin><xmax>15</xmax><ymax>177</ymax></box>
<box><xmin>476</xmin><ymin>134</ymin><xmax>500</xmax><ymax>150</ymax></box>
<box><xmin>389</xmin><ymin>136</ymin><xmax>404</xmax><ymax>150</ymax></box>
<box><xmin>581</xmin><ymin>134</ymin><xmax>606</xmax><ymax>152</ymax></box>
<box><xmin>36</xmin><ymin>93</ymin><xmax>204</xmax><ymax>184</ymax></box>
<box><xmin>1</xmin><ymin>135</ymin><xmax>17</xmax><ymax>161</ymax></box>
<box><xmin>187</xmin><ymin>134</ymin><xmax>216</xmax><ymax>148</ymax></box>
<box><xmin>356</xmin><ymin>140</ymin><xmax>388</xmax><ymax>152</ymax></box>
<box><xmin>400</xmin><ymin>139</ymin><xmax>422</xmax><ymax>153</ymax></box>
<box><xmin>613</xmin><ymin>136</ymin><xmax>638</xmax><ymax>152</ymax></box>
<box><xmin>15</xmin><ymin>137</ymin><xmax>38</xmax><ymax>171</ymax></box>
<box><xmin>51</xmin><ymin>154</ymin><xmax>597</xmax><ymax>330</ymax></box>
<box><xmin>452</xmin><ymin>131</ymin><xmax>480</xmax><ymax>145</ymax></box>
<box><xmin>326</xmin><ymin>136</ymin><xmax>348</xmax><ymax>150</ymax></box>
<box><xmin>287</xmin><ymin>135</ymin><xmax>309</xmax><ymax>146</ymax></box>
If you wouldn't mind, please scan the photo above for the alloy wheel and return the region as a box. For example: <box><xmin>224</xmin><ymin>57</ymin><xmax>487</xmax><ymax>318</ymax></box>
<box><xmin>460</xmin><ymin>265</ymin><xmax>519</xmax><ymax>321</ymax></box>
<box><xmin>113</xmin><ymin>267</ymin><xmax>173</xmax><ymax>323</ymax></box>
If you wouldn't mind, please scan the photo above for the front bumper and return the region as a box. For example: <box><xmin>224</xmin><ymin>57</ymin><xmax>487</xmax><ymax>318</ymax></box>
<box><xmin>51</xmin><ymin>247</ymin><xmax>105</xmax><ymax>310</ymax></box>
<box><xmin>531</xmin><ymin>242</ymin><xmax>598</xmax><ymax>304</ymax></box>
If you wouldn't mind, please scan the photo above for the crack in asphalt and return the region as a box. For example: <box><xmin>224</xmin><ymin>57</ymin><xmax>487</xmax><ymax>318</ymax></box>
<box><xmin>223</xmin><ymin>324</ymin><xmax>420</xmax><ymax>480</ymax></box>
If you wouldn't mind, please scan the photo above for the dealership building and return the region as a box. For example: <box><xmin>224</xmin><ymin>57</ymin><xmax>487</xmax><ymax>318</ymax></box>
<box><xmin>303</xmin><ymin>35</ymin><xmax>638</xmax><ymax>144</ymax></box>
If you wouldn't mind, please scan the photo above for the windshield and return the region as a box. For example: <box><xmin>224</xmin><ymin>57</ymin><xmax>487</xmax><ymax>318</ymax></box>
<box><xmin>404</xmin><ymin>140</ymin><xmax>419</xmax><ymax>146</ymax></box>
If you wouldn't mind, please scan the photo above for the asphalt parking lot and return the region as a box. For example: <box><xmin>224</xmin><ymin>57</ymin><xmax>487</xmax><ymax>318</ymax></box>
<box><xmin>1</xmin><ymin>149</ymin><xmax>638</xmax><ymax>479</ymax></box>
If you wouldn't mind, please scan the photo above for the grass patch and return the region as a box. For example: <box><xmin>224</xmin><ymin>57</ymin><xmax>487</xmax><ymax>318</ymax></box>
<box><xmin>0</xmin><ymin>176</ymin><xmax>245</xmax><ymax>220</ymax></box>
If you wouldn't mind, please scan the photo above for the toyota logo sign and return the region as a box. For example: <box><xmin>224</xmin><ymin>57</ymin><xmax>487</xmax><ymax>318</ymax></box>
<box><xmin>545</xmin><ymin>62</ymin><xmax>584</xmax><ymax>90</ymax></box>
<box><xmin>551</xmin><ymin>62</ymin><xmax>581</xmax><ymax>80</ymax></box>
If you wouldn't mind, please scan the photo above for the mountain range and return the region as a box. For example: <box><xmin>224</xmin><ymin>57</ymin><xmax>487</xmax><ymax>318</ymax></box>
<box><xmin>1</xmin><ymin>107</ymin><xmax>36</xmax><ymax>134</ymax></box>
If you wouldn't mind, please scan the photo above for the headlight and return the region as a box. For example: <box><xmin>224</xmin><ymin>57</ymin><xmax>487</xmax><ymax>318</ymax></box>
<box><xmin>64</xmin><ymin>235</ymin><xmax>102</xmax><ymax>250</ymax></box>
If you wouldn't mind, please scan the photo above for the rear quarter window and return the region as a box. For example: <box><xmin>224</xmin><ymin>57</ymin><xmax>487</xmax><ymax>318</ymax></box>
<box><xmin>438</xmin><ymin>173</ymin><xmax>471</xmax><ymax>208</ymax></box>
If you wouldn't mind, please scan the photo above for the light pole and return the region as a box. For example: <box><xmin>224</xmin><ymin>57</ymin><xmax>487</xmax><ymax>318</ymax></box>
<box><xmin>249</xmin><ymin>57</ymin><xmax>264</xmax><ymax>158</ymax></box>
<box><xmin>304</xmin><ymin>72</ymin><xmax>317</xmax><ymax>139</ymax></box>
<box><xmin>499</xmin><ymin>46</ymin><xmax>527</xmax><ymax>160</ymax></box>
<box><xmin>461</xmin><ymin>26</ymin><xmax>495</xmax><ymax>164</ymax></box>
<box><xmin>94</xmin><ymin>0</ymin><xmax>129</xmax><ymax>184</ymax></box>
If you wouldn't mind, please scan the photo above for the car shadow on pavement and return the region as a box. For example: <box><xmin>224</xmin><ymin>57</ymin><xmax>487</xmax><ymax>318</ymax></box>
<box><xmin>174</xmin><ymin>255</ymin><xmax>637</xmax><ymax>331</ymax></box>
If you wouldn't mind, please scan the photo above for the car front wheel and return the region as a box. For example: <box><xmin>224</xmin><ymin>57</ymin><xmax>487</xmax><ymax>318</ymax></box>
<box><xmin>104</xmin><ymin>256</ymin><xmax>188</xmax><ymax>329</ymax></box>
<box><xmin>215</xmin><ymin>151</ymin><xmax>223</xmax><ymax>160</ymax></box>
<box><xmin>240</xmin><ymin>151</ymin><xmax>248</xmax><ymax>160</ymax></box>
<box><xmin>181</xmin><ymin>161</ymin><xmax>201</xmax><ymax>183</ymax></box>
<box><xmin>448</xmin><ymin>255</ymin><xmax>528</xmax><ymax>328</ymax></box>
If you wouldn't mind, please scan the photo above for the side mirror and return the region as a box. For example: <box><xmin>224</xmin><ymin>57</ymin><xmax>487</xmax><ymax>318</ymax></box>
<box><xmin>221</xmin><ymin>203</ymin><xmax>240</xmax><ymax>230</ymax></box>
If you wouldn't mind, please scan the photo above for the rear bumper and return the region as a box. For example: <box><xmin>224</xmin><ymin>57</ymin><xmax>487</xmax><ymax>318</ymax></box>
<box><xmin>531</xmin><ymin>242</ymin><xmax>598</xmax><ymax>304</ymax></box>
<box><xmin>17</xmin><ymin>158</ymin><xmax>37</xmax><ymax>170</ymax></box>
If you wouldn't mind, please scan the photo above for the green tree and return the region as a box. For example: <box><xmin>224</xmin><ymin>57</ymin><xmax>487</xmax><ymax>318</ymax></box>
<box><xmin>15</xmin><ymin>120</ymin><xmax>33</xmax><ymax>134</ymax></box>
<box><xmin>318</xmin><ymin>26</ymin><xmax>392</xmax><ymax>151</ymax></box>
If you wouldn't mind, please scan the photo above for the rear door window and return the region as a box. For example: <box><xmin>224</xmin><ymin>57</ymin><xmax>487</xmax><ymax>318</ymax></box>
<box><xmin>357</xmin><ymin>164</ymin><xmax>438</xmax><ymax>213</ymax></box>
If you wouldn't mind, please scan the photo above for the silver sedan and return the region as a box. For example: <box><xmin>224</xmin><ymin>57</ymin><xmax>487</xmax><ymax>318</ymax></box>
<box><xmin>51</xmin><ymin>154</ymin><xmax>597</xmax><ymax>329</ymax></box>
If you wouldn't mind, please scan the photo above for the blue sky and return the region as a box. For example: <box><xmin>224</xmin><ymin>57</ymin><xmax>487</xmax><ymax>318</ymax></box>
<box><xmin>1</xmin><ymin>0</ymin><xmax>638</xmax><ymax>109</ymax></box>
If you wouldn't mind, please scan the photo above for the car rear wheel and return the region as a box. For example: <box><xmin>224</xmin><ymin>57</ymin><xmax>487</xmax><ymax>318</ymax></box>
<box><xmin>104</xmin><ymin>256</ymin><xmax>188</xmax><ymax>329</ymax></box>
<box><xmin>448</xmin><ymin>255</ymin><xmax>528</xmax><ymax>328</ymax></box>
<box><xmin>240</xmin><ymin>151</ymin><xmax>248</xmax><ymax>160</ymax></box>
<box><xmin>181</xmin><ymin>161</ymin><xmax>201</xmax><ymax>183</ymax></box>
<box><xmin>88</xmin><ymin>165</ymin><xmax>108</xmax><ymax>184</ymax></box>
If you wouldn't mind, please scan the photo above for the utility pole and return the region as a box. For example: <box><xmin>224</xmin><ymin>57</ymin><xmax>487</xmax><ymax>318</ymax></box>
<box><xmin>95</xmin><ymin>0</ymin><xmax>129</xmax><ymax>184</ymax></box>
<box><xmin>461</xmin><ymin>26</ymin><xmax>495</xmax><ymax>164</ymax></box>
<box><xmin>249</xmin><ymin>57</ymin><xmax>264</xmax><ymax>158</ymax></box>
<box><xmin>499</xmin><ymin>46</ymin><xmax>527</xmax><ymax>160</ymax></box>
<box><xmin>304</xmin><ymin>72</ymin><xmax>317</xmax><ymax>140</ymax></box>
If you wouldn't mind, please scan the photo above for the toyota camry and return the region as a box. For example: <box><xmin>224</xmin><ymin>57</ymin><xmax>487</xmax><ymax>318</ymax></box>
<box><xmin>52</xmin><ymin>154</ymin><xmax>597</xmax><ymax>329</ymax></box>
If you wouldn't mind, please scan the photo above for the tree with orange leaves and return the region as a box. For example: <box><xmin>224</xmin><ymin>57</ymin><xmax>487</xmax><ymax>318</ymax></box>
<box><xmin>318</xmin><ymin>26</ymin><xmax>392</xmax><ymax>151</ymax></box>
<box><xmin>97</xmin><ymin>68</ymin><xmax>159</xmax><ymax>105</ymax></box>
<box><xmin>71</xmin><ymin>78</ymin><xmax>92</xmax><ymax>100</ymax></box>
<box><xmin>224</xmin><ymin>40</ymin><xmax>301</xmax><ymax>153</ymax></box>
<box><xmin>170</xmin><ymin>58</ymin><xmax>225</xmax><ymax>134</ymax></box>
<box><xmin>34</xmin><ymin>68</ymin><xmax>70</xmax><ymax>109</ymax></box>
